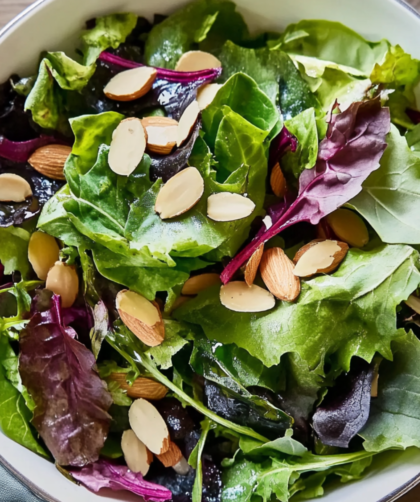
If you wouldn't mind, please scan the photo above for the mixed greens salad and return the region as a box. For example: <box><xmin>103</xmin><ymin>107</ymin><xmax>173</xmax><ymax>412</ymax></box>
<box><xmin>3</xmin><ymin>1</ymin><xmax>420</xmax><ymax>500</ymax></box>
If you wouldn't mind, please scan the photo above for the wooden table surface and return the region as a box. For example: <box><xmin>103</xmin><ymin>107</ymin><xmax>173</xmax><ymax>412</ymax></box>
<box><xmin>1</xmin><ymin>0</ymin><xmax>420</xmax><ymax>501</ymax></box>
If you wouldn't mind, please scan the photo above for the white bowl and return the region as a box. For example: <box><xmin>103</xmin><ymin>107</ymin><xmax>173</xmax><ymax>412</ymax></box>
<box><xmin>1</xmin><ymin>0</ymin><xmax>420</xmax><ymax>501</ymax></box>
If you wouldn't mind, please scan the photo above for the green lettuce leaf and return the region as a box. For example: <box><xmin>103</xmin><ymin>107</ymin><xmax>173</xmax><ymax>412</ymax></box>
<box><xmin>0</xmin><ymin>227</ymin><xmax>31</xmax><ymax>278</ymax></box>
<box><xmin>146</xmin><ymin>320</ymin><xmax>192</xmax><ymax>369</ymax></box>
<box><xmin>371</xmin><ymin>45</ymin><xmax>419</xmax><ymax>87</ymax></box>
<box><xmin>81</xmin><ymin>13</ymin><xmax>138</xmax><ymax>65</ymax></box>
<box><xmin>349</xmin><ymin>125</ymin><xmax>420</xmax><ymax>244</ymax></box>
<box><xmin>144</xmin><ymin>0</ymin><xmax>248</xmax><ymax>69</ymax></box>
<box><xmin>361</xmin><ymin>331</ymin><xmax>420</xmax><ymax>452</ymax></box>
<box><xmin>239</xmin><ymin>429</ymin><xmax>307</xmax><ymax>457</ymax></box>
<box><xmin>176</xmin><ymin>245</ymin><xmax>420</xmax><ymax>370</ymax></box>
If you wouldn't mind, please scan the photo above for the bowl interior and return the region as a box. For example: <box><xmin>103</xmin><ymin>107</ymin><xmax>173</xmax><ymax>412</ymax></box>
<box><xmin>1</xmin><ymin>0</ymin><xmax>420</xmax><ymax>501</ymax></box>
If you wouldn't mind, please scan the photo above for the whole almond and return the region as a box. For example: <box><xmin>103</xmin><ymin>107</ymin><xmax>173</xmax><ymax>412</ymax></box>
<box><xmin>260</xmin><ymin>248</ymin><xmax>300</xmax><ymax>302</ymax></box>
<box><xmin>156</xmin><ymin>441</ymin><xmax>183</xmax><ymax>468</ymax></box>
<box><xmin>110</xmin><ymin>373</ymin><xmax>168</xmax><ymax>400</ymax></box>
<box><xmin>116</xmin><ymin>290</ymin><xmax>165</xmax><ymax>347</ymax></box>
<box><xmin>28</xmin><ymin>145</ymin><xmax>71</xmax><ymax>181</ymax></box>
<box><xmin>293</xmin><ymin>239</ymin><xmax>349</xmax><ymax>278</ymax></box>
<box><xmin>244</xmin><ymin>244</ymin><xmax>264</xmax><ymax>286</ymax></box>
<box><xmin>270</xmin><ymin>163</ymin><xmax>287</xmax><ymax>198</ymax></box>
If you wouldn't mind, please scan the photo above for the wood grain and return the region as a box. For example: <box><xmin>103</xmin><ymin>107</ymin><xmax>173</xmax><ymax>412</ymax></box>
<box><xmin>0</xmin><ymin>0</ymin><xmax>420</xmax><ymax>501</ymax></box>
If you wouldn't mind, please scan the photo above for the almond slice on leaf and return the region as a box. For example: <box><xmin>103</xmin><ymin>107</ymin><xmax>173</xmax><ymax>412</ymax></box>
<box><xmin>182</xmin><ymin>273</ymin><xmax>221</xmax><ymax>296</ymax></box>
<box><xmin>0</xmin><ymin>173</ymin><xmax>32</xmax><ymax>202</ymax></box>
<box><xmin>260</xmin><ymin>248</ymin><xmax>300</xmax><ymax>302</ymax></box>
<box><xmin>104</xmin><ymin>67</ymin><xmax>157</xmax><ymax>101</ymax></box>
<box><xmin>46</xmin><ymin>261</ymin><xmax>79</xmax><ymax>308</ymax></box>
<box><xmin>270</xmin><ymin>163</ymin><xmax>287</xmax><ymax>198</ymax></box>
<box><xmin>141</xmin><ymin>116</ymin><xmax>179</xmax><ymax>155</ymax></box>
<box><xmin>293</xmin><ymin>239</ymin><xmax>349</xmax><ymax>278</ymax></box>
<box><xmin>129</xmin><ymin>398</ymin><xmax>170</xmax><ymax>455</ymax></box>
<box><xmin>175</xmin><ymin>51</ymin><xmax>222</xmax><ymax>72</ymax></box>
<box><xmin>116</xmin><ymin>290</ymin><xmax>165</xmax><ymax>347</ymax></box>
<box><xmin>197</xmin><ymin>83</ymin><xmax>222</xmax><ymax>110</ymax></box>
<box><xmin>207</xmin><ymin>193</ymin><xmax>255</xmax><ymax>222</ymax></box>
<box><xmin>110</xmin><ymin>373</ymin><xmax>168</xmax><ymax>400</ymax></box>
<box><xmin>121</xmin><ymin>429</ymin><xmax>153</xmax><ymax>475</ymax></box>
<box><xmin>244</xmin><ymin>244</ymin><xmax>264</xmax><ymax>286</ymax></box>
<box><xmin>155</xmin><ymin>166</ymin><xmax>204</xmax><ymax>219</ymax></box>
<box><xmin>177</xmin><ymin>100</ymin><xmax>200</xmax><ymax>147</ymax></box>
<box><xmin>28</xmin><ymin>144</ymin><xmax>71</xmax><ymax>180</ymax></box>
<box><xmin>156</xmin><ymin>441</ymin><xmax>183</xmax><ymax>468</ymax></box>
<box><xmin>326</xmin><ymin>208</ymin><xmax>369</xmax><ymax>248</ymax></box>
<box><xmin>109</xmin><ymin>118</ymin><xmax>146</xmax><ymax>176</ymax></box>
<box><xmin>220</xmin><ymin>282</ymin><xmax>275</xmax><ymax>313</ymax></box>
<box><xmin>28</xmin><ymin>232</ymin><xmax>60</xmax><ymax>281</ymax></box>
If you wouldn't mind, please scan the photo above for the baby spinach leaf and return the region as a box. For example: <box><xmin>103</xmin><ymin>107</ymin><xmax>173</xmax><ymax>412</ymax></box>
<box><xmin>361</xmin><ymin>331</ymin><xmax>420</xmax><ymax>452</ymax></box>
<box><xmin>145</xmin><ymin>0</ymin><xmax>248</xmax><ymax>69</ymax></box>
<box><xmin>146</xmin><ymin>320</ymin><xmax>191</xmax><ymax>369</ymax></box>
<box><xmin>239</xmin><ymin>429</ymin><xmax>307</xmax><ymax>458</ymax></box>
<box><xmin>177</xmin><ymin>245</ymin><xmax>420</xmax><ymax>371</ymax></box>
<box><xmin>81</xmin><ymin>13</ymin><xmax>138</xmax><ymax>65</ymax></box>
<box><xmin>350</xmin><ymin>125</ymin><xmax>420</xmax><ymax>244</ymax></box>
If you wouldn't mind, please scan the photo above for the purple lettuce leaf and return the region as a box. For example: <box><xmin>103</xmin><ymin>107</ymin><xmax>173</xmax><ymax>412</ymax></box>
<box><xmin>268</xmin><ymin>125</ymin><xmax>297</xmax><ymax>170</ymax></box>
<box><xmin>221</xmin><ymin>99</ymin><xmax>390</xmax><ymax>284</ymax></box>
<box><xmin>0</xmin><ymin>135</ymin><xmax>68</xmax><ymax>163</ymax></box>
<box><xmin>313</xmin><ymin>358</ymin><xmax>374</xmax><ymax>448</ymax></box>
<box><xmin>19</xmin><ymin>294</ymin><xmax>112</xmax><ymax>466</ymax></box>
<box><xmin>69</xmin><ymin>459</ymin><xmax>172</xmax><ymax>502</ymax></box>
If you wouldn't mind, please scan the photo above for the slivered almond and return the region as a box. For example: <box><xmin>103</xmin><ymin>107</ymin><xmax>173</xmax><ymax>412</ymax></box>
<box><xmin>0</xmin><ymin>173</ymin><xmax>32</xmax><ymax>202</ymax></box>
<box><xmin>220</xmin><ymin>282</ymin><xmax>275</xmax><ymax>313</ymax></box>
<box><xmin>293</xmin><ymin>239</ymin><xmax>349</xmax><ymax>278</ymax></box>
<box><xmin>46</xmin><ymin>261</ymin><xmax>79</xmax><ymax>308</ymax></box>
<box><xmin>28</xmin><ymin>231</ymin><xmax>60</xmax><ymax>281</ymax></box>
<box><xmin>244</xmin><ymin>244</ymin><xmax>264</xmax><ymax>286</ymax></box>
<box><xmin>28</xmin><ymin>144</ymin><xmax>71</xmax><ymax>180</ymax></box>
<box><xmin>110</xmin><ymin>373</ymin><xmax>168</xmax><ymax>400</ymax></box>
<box><xmin>155</xmin><ymin>167</ymin><xmax>204</xmax><ymax>219</ymax></box>
<box><xmin>326</xmin><ymin>209</ymin><xmax>369</xmax><ymax>248</ymax></box>
<box><xmin>104</xmin><ymin>67</ymin><xmax>157</xmax><ymax>101</ymax></box>
<box><xmin>182</xmin><ymin>273</ymin><xmax>221</xmax><ymax>296</ymax></box>
<box><xmin>109</xmin><ymin>118</ymin><xmax>146</xmax><ymax>176</ymax></box>
<box><xmin>129</xmin><ymin>398</ymin><xmax>170</xmax><ymax>455</ymax></box>
<box><xmin>121</xmin><ymin>429</ymin><xmax>153</xmax><ymax>475</ymax></box>
<box><xmin>177</xmin><ymin>100</ymin><xmax>200</xmax><ymax>147</ymax></box>
<box><xmin>270</xmin><ymin>163</ymin><xmax>287</xmax><ymax>198</ymax></box>
<box><xmin>175</xmin><ymin>51</ymin><xmax>222</xmax><ymax>72</ymax></box>
<box><xmin>405</xmin><ymin>294</ymin><xmax>420</xmax><ymax>315</ymax></box>
<box><xmin>197</xmin><ymin>83</ymin><xmax>222</xmax><ymax>110</ymax></box>
<box><xmin>141</xmin><ymin>116</ymin><xmax>178</xmax><ymax>155</ymax></box>
<box><xmin>260</xmin><ymin>248</ymin><xmax>300</xmax><ymax>302</ymax></box>
<box><xmin>116</xmin><ymin>290</ymin><xmax>165</xmax><ymax>347</ymax></box>
<box><xmin>207</xmin><ymin>193</ymin><xmax>255</xmax><ymax>222</ymax></box>
<box><xmin>156</xmin><ymin>441</ymin><xmax>183</xmax><ymax>468</ymax></box>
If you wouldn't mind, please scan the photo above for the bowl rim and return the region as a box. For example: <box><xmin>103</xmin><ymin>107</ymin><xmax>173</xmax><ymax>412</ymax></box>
<box><xmin>1</xmin><ymin>0</ymin><xmax>420</xmax><ymax>501</ymax></box>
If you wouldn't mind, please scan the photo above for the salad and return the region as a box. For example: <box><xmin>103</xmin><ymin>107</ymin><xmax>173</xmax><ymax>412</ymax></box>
<box><xmin>2</xmin><ymin>0</ymin><xmax>420</xmax><ymax>500</ymax></box>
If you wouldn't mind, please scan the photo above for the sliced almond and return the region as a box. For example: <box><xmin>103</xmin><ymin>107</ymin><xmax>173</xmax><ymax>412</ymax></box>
<box><xmin>244</xmin><ymin>244</ymin><xmax>264</xmax><ymax>286</ymax></box>
<box><xmin>182</xmin><ymin>273</ymin><xmax>221</xmax><ymax>296</ymax></box>
<box><xmin>28</xmin><ymin>144</ymin><xmax>71</xmax><ymax>181</ymax></box>
<box><xmin>109</xmin><ymin>118</ymin><xmax>146</xmax><ymax>176</ymax></box>
<box><xmin>28</xmin><ymin>231</ymin><xmax>60</xmax><ymax>281</ymax></box>
<box><xmin>170</xmin><ymin>295</ymin><xmax>192</xmax><ymax>312</ymax></box>
<box><xmin>260</xmin><ymin>248</ymin><xmax>300</xmax><ymax>302</ymax></box>
<box><xmin>155</xmin><ymin>166</ymin><xmax>204</xmax><ymax>219</ymax></box>
<box><xmin>121</xmin><ymin>429</ymin><xmax>153</xmax><ymax>475</ymax></box>
<box><xmin>293</xmin><ymin>239</ymin><xmax>349</xmax><ymax>278</ymax></box>
<box><xmin>0</xmin><ymin>173</ymin><xmax>32</xmax><ymax>202</ymax></box>
<box><xmin>175</xmin><ymin>51</ymin><xmax>222</xmax><ymax>72</ymax></box>
<box><xmin>270</xmin><ymin>163</ymin><xmax>287</xmax><ymax>198</ymax></box>
<box><xmin>326</xmin><ymin>209</ymin><xmax>369</xmax><ymax>248</ymax></box>
<box><xmin>207</xmin><ymin>193</ymin><xmax>255</xmax><ymax>222</ymax></box>
<box><xmin>110</xmin><ymin>374</ymin><xmax>168</xmax><ymax>400</ymax></box>
<box><xmin>104</xmin><ymin>67</ymin><xmax>157</xmax><ymax>101</ymax></box>
<box><xmin>220</xmin><ymin>282</ymin><xmax>275</xmax><ymax>313</ymax></box>
<box><xmin>129</xmin><ymin>398</ymin><xmax>170</xmax><ymax>455</ymax></box>
<box><xmin>156</xmin><ymin>441</ymin><xmax>183</xmax><ymax>468</ymax></box>
<box><xmin>197</xmin><ymin>83</ymin><xmax>222</xmax><ymax>110</ymax></box>
<box><xmin>405</xmin><ymin>294</ymin><xmax>420</xmax><ymax>315</ymax></box>
<box><xmin>177</xmin><ymin>100</ymin><xmax>200</xmax><ymax>147</ymax></box>
<box><xmin>172</xmin><ymin>457</ymin><xmax>190</xmax><ymax>476</ymax></box>
<box><xmin>116</xmin><ymin>290</ymin><xmax>165</xmax><ymax>347</ymax></box>
<box><xmin>142</xmin><ymin>116</ymin><xmax>179</xmax><ymax>155</ymax></box>
<box><xmin>45</xmin><ymin>261</ymin><xmax>79</xmax><ymax>308</ymax></box>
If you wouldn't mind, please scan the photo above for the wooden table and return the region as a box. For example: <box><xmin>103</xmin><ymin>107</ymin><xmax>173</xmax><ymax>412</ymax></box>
<box><xmin>0</xmin><ymin>0</ymin><xmax>420</xmax><ymax>500</ymax></box>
